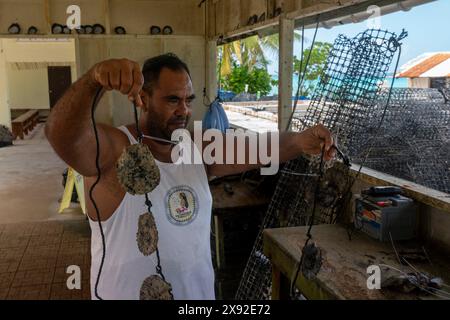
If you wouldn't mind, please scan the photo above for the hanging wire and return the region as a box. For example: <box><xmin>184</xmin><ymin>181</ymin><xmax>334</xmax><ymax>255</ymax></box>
<box><xmin>133</xmin><ymin>100</ymin><xmax>143</xmax><ymax>143</ymax></box>
<box><xmin>378</xmin><ymin>264</ymin><xmax>450</xmax><ymax>300</ymax></box>
<box><xmin>286</xmin><ymin>16</ymin><xmax>320</xmax><ymax>131</ymax></box>
<box><xmin>90</xmin><ymin>88</ymin><xmax>174</xmax><ymax>300</ymax></box>
<box><xmin>132</xmin><ymin>101</ymin><xmax>172</xmax><ymax>297</ymax></box>
<box><xmin>346</xmin><ymin>31</ymin><xmax>406</xmax><ymax>240</ymax></box>
<box><xmin>353</xmin><ymin>30</ymin><xmax>407</xmax><ymax>179</ymax></box>
<box><xmin>90</xmin><ymin>87</ymin><xmax>107</xmax><ymax>300</ymax></box>
<box><xmin>236</xmin><ymin>28</ymin><xmax>407</xmax><ymax>301</ymax></box>
<box><xmin>290</xmin><ymin>145</ymin><xmax>325</xmax><ymax>298</ymax></box>
<box><xmin>143</xmin><ymin>192</ymin><xmax>173</xmax><ymax>299</ymax></box>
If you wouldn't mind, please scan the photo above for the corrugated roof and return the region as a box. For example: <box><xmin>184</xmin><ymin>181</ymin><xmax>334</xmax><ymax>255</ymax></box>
<box><xmin>421</xmin><ymin>58</ymin><xmax>450</xmax><ymax>78</ymax></box>
<box><xmin>397</xmin><ymin>53</ymin><xmax>450</xmax><ymax>78</ymax></box>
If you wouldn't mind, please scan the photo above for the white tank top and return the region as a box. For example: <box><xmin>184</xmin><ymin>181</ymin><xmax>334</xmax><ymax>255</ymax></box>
<box><xmin>89</xmin><ymin>126</ymin><xmax>215</xmax><ymax>300</ymax></box>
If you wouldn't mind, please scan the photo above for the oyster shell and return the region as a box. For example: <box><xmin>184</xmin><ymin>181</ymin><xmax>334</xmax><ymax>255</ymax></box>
<box><xmin>136</xmin><ymin>211</ymin><xmax>158</xmax><ymax>256</ymax></box>
<box><xmin>116</xmin><ymin>143</ymin><xmax>160</xmax><ymax>195</ymax></box>
<box><xmin>140</xmin><ymin>275</ymin><xmax>173</xmax><ymax>300</ymax></box>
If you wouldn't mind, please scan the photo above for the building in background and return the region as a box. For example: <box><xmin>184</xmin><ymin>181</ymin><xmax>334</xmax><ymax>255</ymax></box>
<box><xmin>397</xmin><ymin>52</ymin><xmax>450</xmax><ymax>89</ymax></box>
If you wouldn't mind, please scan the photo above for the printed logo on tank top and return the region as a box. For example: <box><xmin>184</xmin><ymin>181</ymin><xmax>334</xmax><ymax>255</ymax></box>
<box><xmin>165</xmin><ymin>185</ymin><xmax>199</xmax><ymax>225</ymax></box>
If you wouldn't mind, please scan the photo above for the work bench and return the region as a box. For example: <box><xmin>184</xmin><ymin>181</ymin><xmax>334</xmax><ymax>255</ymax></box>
<box><xmin>263</xmin><ymin>224</ymin><xmax>450</xmax><ymax>300</ymax></box>
<box><xmin>211</xmin><ymin>179</ymin><xmax>270</xmax><ymax>270</ymax></box>
<box><xmin>210</xmin><ymin>178</ymin><xmax>272</xmax><ymax>299</ymax></box>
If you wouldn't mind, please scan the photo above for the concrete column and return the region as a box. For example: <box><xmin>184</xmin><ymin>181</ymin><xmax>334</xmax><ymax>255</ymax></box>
<box><xmin>0</xmin><ymin>40</ymin><xmax>11</xmax><ymax>129</ymax></box>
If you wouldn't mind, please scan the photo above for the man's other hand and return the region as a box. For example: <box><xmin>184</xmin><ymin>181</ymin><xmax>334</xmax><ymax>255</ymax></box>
<box><xmin>298</xmin><ymin>124</ymin><xmax>335</xmax><ymax>161</ymax></box>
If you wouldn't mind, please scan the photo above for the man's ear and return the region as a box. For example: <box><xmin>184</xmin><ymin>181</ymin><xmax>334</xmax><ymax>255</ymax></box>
<box><xmin>139</xmin><ymin>91</ymin><xmax>149</xmax><ymax>112</ymax></box>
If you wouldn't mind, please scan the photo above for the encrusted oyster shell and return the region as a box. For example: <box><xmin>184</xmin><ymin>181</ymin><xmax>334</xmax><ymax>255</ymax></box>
<box><xmin>140</xmin><ymin>275</ymin><xmax>173</xmax><ymax>300</ymax></box>
<box><xmin>136</xmin><ymin>211</ymin><xmax>158</xmax><ymax>256</ymax></box>
<box><xmin>301</xmin><ymin>242</ymin><xmax>322</xmax><ymax>280</ymax></box>
<box><xmin>116</xmin><ymin>143</ymin><xmax>160</xmax><ymax>195</ymax></box>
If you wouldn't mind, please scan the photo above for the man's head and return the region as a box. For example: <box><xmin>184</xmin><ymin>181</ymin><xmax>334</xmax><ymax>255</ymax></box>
<box><xmin>139</xmin><ymin>53</ymin><xmax>195</xmax><ymax>140</ymax></box>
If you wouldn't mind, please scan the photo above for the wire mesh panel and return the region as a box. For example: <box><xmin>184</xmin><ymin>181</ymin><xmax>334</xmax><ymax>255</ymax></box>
<box><xmin>350</xmin><ymin>88</ymin><xmax>450</xmax><ymax>194</ymax></box>
<box><xmin>300</xmin><ymin>29</ymin><xmax>406</xmax><ymax>152</ymax></box>
<box><xmin>236</xmin><ymin>29</ymin><xmax>405</xmax><ymax>300</ymax></box>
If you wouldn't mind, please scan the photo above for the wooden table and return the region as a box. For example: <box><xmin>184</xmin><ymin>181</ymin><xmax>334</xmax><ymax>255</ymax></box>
<box><xmin>211</xmin><ymin>179</ymin><xmax>270</xmax><ymax>270</ymax></box>
<box><xmin>263</xmin><ymin>224</ymin><xmax>450</xmax><ymax>300</ymax></box>
<box><xmin>12</xmin><ymin>109</ymin><xmax>39</xmax><ymax>139</ymax></box>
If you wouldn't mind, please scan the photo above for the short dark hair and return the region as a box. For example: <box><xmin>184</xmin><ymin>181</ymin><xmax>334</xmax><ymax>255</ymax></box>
<box><xmin>142</xmin><ymin>53</ymin><xmax>191</xmax><ymax>94</ymax></box>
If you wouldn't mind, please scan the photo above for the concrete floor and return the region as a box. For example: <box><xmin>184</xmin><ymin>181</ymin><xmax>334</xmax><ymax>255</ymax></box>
<box><xmin>0</xmin><ymin>124</ymin><xmax>91</xmax><ymax>299</ymax></box>
<box><xmin>0</xmin><ymin>123</ymin><xmax>85</xmax><ymax>223</ymax></box>
<box><xmin>0</xmin><ymin>219</ymin><xmax>91</xmax><ymax>300</ymax></box>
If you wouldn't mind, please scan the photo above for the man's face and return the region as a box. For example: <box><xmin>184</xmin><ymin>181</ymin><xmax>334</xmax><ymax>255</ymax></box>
<box><xmin>142</xmin><ymin>68</ymin><xmax>195</xmax><ymax>140</ymax></box>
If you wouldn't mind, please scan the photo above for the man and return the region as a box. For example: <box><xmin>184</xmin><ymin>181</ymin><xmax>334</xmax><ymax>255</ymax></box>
<box><xmin>45</xmin><ymin>53</ymin><xmax>334</xmax><ymax>300</ymax></box>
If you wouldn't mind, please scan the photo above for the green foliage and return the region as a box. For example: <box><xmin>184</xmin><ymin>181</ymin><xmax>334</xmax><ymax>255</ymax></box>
<box><xmin>222</xmin><ymin>63</ymin><xmax>273</xmax><ymax>95</ymax></box>
<box><xmin>218</xmin><ymin>32</ymin><xmax>301</xmax><ymax>78</ymax></box>
<box><xmin>293</xmin><ymin>41</ymin><xmax>332</xmax><ymax>96</ymax></box>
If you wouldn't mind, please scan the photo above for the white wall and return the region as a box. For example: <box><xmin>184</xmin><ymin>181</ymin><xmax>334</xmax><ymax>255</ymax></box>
<box><xmin>0</xmin><ymin>0</ymin><xmax>46</xmax><ymax>35</ymax></box>
<box><xmin>0</xmin><ymin>0</ymin><xmax>204</xmax><ymax>36</ymax></box>
<box><xmin>0</xmin><ymin>38</ymin><xmax>76</xmax><ymax>127</ymax></box>
<box><xmin>76</xmin><ymin>36</ymin><xmax>206</xmax><ymax>127</ymax></box>
<box><xmin>3</xmin><ymin>38</ymin><xmax>76</xmax><ymax>62</ymax></box>
<box><xmin>0</xmin><ymin>40</ymin><xmax>10</xmax><ymax>128</ymax></box>
<box><xmin>408</xmin><ymin>77</ymin><xmax>430</xmax><ymax>88</ymax></box>
<box><xmin>6</xmin><ymin>65</ymin><xmax>50</xmax><ymax>109</ymax></box>
<box><xmin>0</xmin><ymin>35</ymin><xmax>207</xmax><ymax>128</ymax></box>
<box><xmin>109</xmin><ymin>0</ymin><xmax>204</xmax><ymax>36</ymax></box>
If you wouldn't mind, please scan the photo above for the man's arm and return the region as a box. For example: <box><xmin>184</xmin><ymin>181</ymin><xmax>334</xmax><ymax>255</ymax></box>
<box><xmin>45</xmin><ymin>59</ymin><xmax>144</xmax><ymax>177</ymax></box>
<box><xmin>206</xmin><ymin>124</ymin><xmax>334</xmax><ymax>177</ymax></box>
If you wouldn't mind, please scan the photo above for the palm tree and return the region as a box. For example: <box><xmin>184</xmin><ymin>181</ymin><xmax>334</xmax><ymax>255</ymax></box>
<box><xmin>218</xmin><ymin>32</ymin><xmax>301</xmax><ymax>78</ymax></box>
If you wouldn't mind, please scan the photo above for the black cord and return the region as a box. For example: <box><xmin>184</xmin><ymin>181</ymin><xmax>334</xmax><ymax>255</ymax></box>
<box><xmin>290</xmin><ymin>145</ymin><xmax>325</xmax><ymax>298</ymax></box>
<box><xmin>90</xmin><ymin>87</ymin><xmax>175</xmax><ymax>300</ymax></box>
<box><xmin>286</xmin><ymin>16</ymin><xmax>320</xmax><ymax>131</ymax></box>
<box><xmin>133</xmin><ymin>100</ymin><xmax>143</xmax><ymax>142</ymax></box>
<box><xmin>141</xmin><ymin>120</ymin><xmax>173</xmax><ymax>299</ymax></box>
<box><xmin>346</xmin><ymin>32</ymin><xmax>405</xmax><ymax>240</ymax></box>
<box><xmin>287</xmin><ymin>23</ymin><xmax>305</xmax><ymax>131</ymax></box>
<box><xmin>354</xmin><ymin>42</ymin><xmax>403</xmax><ymax>180</ymax></box>
<box><xmin>90</xmin><ymin>87</ymin><xmax>106</xmax><ymax>300</ymax></box>
<box><xmin>143</xmin><ymin>195</ymin><xmax>169</xmax><ymax>283</ymax></box>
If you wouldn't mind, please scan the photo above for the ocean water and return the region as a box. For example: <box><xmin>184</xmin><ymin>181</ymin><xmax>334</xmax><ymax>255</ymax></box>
<box><xmin>269</xmin><ymin>74</ymin><xmax>409</xmax><ymax>96</ymax></box>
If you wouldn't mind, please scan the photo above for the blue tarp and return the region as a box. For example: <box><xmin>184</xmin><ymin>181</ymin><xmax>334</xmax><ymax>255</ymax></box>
<box><xmin>202</xmin><ymin>99</ymin><xmax>230</xmax><ymax>133</ymax></box>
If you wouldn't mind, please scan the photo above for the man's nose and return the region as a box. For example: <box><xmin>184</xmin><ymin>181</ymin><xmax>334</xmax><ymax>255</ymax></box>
<box><xmin>175</xmin><ymin>101</ymin><xmax>189</xmax><ymax>116</ymax></box>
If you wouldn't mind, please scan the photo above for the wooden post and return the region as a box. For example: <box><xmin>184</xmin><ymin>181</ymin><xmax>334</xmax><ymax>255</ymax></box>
<box><xmin>206</xmin><ymin>40</ymin><xmax>218</xmax><ymax>103</ymax></box>
<box><xmin>278</xmin><ymin>17</ymin><xmax>294</xmax><ymax>131</ymax></box>
<box><xmin>43</xmin><ymin>0</ymin><xmax>51</xmax><ymax>35</ymax></box>
<box><xmin>103</xmin><ymin>0</ymin><xmax>111</xmax><ymax>34</ymax></box>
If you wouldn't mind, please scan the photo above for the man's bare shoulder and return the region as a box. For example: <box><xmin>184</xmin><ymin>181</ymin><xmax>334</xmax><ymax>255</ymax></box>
<box><xmin>99</xmin><ymin>124</ymin><xmax>132</xmax><ymax>148</ymax></box>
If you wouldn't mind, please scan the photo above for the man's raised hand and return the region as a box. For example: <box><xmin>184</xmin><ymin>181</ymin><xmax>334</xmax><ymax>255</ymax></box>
<box><xmin>89</xmin><ymin>58</ymin><xmax>144</xmax><ymax>107</ymax></box>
